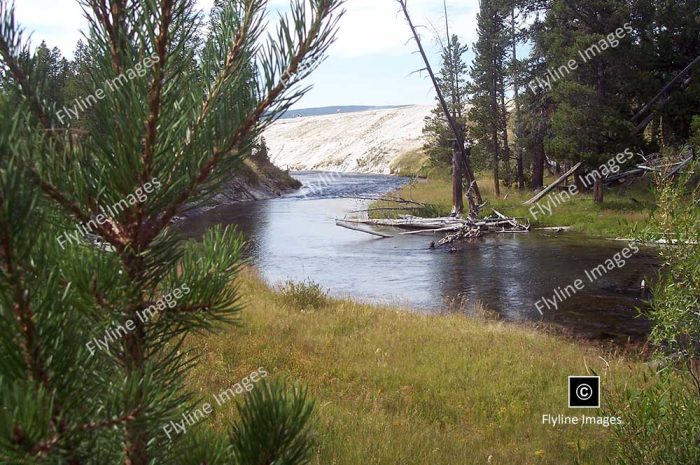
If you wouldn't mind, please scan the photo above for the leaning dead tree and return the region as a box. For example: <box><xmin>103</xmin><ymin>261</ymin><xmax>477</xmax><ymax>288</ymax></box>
<box><xmin>397</xmin><ymin>0</ymin><xmax>482</xmax><ymax>218</ymax></box>
<box><xmin>334</xmin><ymin>2</ymin><xmax>529</xmax><ymax>246</ymax></box>
<box><xmin>632</xmin><ymin>55</ymin><xmax>700</xmax><ymax>136</ymax></box>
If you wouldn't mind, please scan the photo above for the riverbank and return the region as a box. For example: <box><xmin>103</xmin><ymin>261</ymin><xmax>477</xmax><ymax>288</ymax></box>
<box><xmin>206</xmin><ymin>157</ymin><xmax>301</xmax><ymax>206</ymax></box>
<box><xmin>372</xmin><ymin>167</ymin><xmax>654</xmax><ymax>237</ymax></box>
<box><xmin>186</xmin><ymin>269</ymin><xmax>648</xmax><ymax>465</ymax></box>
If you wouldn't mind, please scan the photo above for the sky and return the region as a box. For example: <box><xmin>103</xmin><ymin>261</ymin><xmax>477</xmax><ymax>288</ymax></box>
<box><xmin>15</xmin><ymin>0</ymin><xmax>480</xmax><ymax>109</ymax></box>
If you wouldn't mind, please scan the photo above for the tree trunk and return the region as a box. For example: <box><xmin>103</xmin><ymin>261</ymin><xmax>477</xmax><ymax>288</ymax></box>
<box><xmin>574</xmin><ymin>165</ymin><xmax>585</xmax><ymax>193</ymax></box>
<box><xmin>451</xmin><ymin>140</ymin><xmax>464</xmax><ymax>215</ymax></box>
<box><xmin>491</xmin><ymin>55</ymin><xmax>500</xmax><ymax>197</ymax></box>
<box><xmin>499</xmin><ymin>90</ymin><xmax>511</xmax><ymax>185</ymax></box>
<box><xmin>511</xmin><ymin>8</ymin><xmax>525</xmax><ymax>190</ymax></box>
<box><xmin>593</xmin><ymin>176</ymin><xmax>604</xmax><ymax>203</ymax></box>
<box><xmin>398</xmin><ymin>0</ymin><xmax>481</xmax><ymax>209</ymax></box>
<box><xmin>516</xmin><ymin>154</ymin><xmax>525</xmax><ymax>189</ymax></box>
<box><xmin>492</xmin><ymin>132</ymin><xmax>501</xmax><ymax>197</ymax></box>
<box><xmin>532</xmin><ymin>138</ymin><xmax>545</xmax><ymax>190</ymax></box>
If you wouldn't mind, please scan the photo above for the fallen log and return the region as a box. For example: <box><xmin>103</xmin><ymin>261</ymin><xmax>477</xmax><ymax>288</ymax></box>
<box><xmin>523</xmin><ymin>162</ymin><xmax>582</xmax><ymax>205</ymax></box>
<box><xmin>666</xmin><ymin>156</ymin><xmax>694</xmax><ymax>179</ymax></box>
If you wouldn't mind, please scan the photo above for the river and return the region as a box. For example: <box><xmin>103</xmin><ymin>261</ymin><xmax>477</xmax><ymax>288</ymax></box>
<box><xmin>181</xmin><ymin>172</ymin><xmax>657</xmax><ymax>341</ymax></box>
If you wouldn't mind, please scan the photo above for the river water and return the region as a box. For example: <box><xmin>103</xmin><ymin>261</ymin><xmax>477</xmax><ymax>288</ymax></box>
<box><xmin>181</xmin><ymin>172</ymin><xmax>657</xmax><ymax>341</ymax></box>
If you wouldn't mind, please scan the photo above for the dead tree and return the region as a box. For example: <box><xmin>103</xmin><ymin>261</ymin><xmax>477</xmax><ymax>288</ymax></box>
<box><xmin>632</xmin><ymin>55</ymin><xmax>700</xmax><ymax>135</ymax></box>
<box><xmin>450</xmin><ymin>139</ymin><xmax>464</xmax><ymax>214</ymax></box>
<box><xmin>397</xmin><ymin>0</ymin><xmax>482</xmax><ymax>217</ymax></box>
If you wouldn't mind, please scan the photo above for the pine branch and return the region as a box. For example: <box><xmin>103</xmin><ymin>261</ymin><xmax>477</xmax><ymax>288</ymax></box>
<box><xmin>88</xmin><ymin>0</ymin><xmax>129</xmax><ymax>73</ymax></box>
<box><xmin>31</xmin><ymin>170</ymin><xmax>128</xmax><ymax>250</ymax></box>
<box><xmin>79</xmin><ymin>407</ymin><xmax>140</xmax><ymax>431</ymax></box>
<box><xmin>144</xmin><ymin>0</ymin><xmax>340</xmax><ymax>244</ymax></box>
<box><xmin>186</xmin><ymin>0</ymin><xmax>262</xmax><ymax>147</ymax></box>
<box><xmin>136</xmin><ymin>0</ymin><xmax>174</xmax><ymax>243</ymax></box>
<box><xmin>0</xmin><ymin>1</ymin><xmax>50</xmax><ymax>127</ymax></box>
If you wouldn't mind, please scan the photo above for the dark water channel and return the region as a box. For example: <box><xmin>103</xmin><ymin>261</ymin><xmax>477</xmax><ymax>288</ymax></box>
<box><xmin>181</xmin><ymin>172</ymin><xmax>658</xmax><ymax>341</ymax></box>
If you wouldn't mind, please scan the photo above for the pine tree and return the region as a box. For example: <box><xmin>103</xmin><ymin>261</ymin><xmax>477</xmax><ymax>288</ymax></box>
<box><xmin>422</xmin><ymin>34</ymin><xmax>469</xmax><ymax>165</ymax></box>
<box><xmin>540</xmin><ymin>0</ymin><xmax>635</xmax><ymax>203</ymax></box>
<box><xmin>518</xmin><ymin>0</ymin><xmax>554</xmax><ymax>191</ymax></box>
<box><xmin>628</xmin><ymin>0</ymin><xmax>700</xmax><ymax>146</ymax></box>
<box><xmin>0</xmin><ymin>1</ymin><xmax>341</xmax><ymax>465</ymax></box>
<box><xmin>469</xmin><ymin>0</ymin><xmax>509</xmax><ymax>197</ymax></box>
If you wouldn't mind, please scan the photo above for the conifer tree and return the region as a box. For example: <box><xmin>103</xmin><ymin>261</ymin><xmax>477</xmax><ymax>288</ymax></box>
<box><xmin>0</xmin><ymin>1</ymin><xmax>341</xmax><ymax>464</ymax></box>
<box><xmin>469</xmin><ymin>0</ymin><xmax>509</xmax><ymax>196</ymax></box>
<box><xmin>540</xmin><ymin>0</ymin><xmax>635</xmax><ymax>203</ymax></box>
<box><xmin>422</xmin><ymin>34</ymin><xmax>469</xmax><ymax>165</ymax></box>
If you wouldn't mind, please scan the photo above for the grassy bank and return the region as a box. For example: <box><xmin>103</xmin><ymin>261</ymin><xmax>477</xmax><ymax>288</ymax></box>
<box><xmin>187</xmin><ymin>270</ymin><xmax>646</xmax><ymax>465</ymax></box>
<box><xmin>374</xmin><ymin>165</ymin><xmax>654</xmax><ymax>237</ymax></box>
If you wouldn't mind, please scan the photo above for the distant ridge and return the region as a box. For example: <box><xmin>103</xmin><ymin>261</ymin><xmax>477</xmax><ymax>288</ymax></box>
<box><xmin>278</xmin><ymin>105</ymin><xmax>410</xmax><ymax>119</ymax></box>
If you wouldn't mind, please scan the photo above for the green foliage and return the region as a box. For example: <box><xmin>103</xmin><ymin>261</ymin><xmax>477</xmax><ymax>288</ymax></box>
<box><xmin>0</xmin><ymin>0</ymin><xmax>342</xmax><ymax>464</ymax></box>
<box><xmin>610</xmin><ymin>162</ymin><xmax>700</xmax><ymax>464</ymax></box>
<box><xmin>231</xmin><ymin>381</ymin><xmax>315</xmax><ymax>465</ymax></box>
<box><xmin>639</xmin><ymin>165</ymin><xmax>700</xmax><ymax>357</ymax></box>
<box><xmin>691</xmin><ymin>116</ymin><xmax>700</xmax><ymax>150</ymax></box>
<box><xmin>610</xmin><ymin>371</ymin><xmax>700</xmax><ymax>465</ymax></box>
<box><xmin>468</xmin><ymin>0</ymin><xmax>510</xmax><ymax>191</ymax></box>
<box><xmin>541</xmin><ymin>0</ymin><xmax>635</xmax><ymax>171</ymax></box>
<box><xmin>252</xmin><ymin>136</ymin><xmax>271</xmax><ymax>163</ymax></box>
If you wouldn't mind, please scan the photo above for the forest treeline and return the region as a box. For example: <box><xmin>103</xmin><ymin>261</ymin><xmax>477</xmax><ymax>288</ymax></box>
<box><xmin>424</xmin><ymin>0</ymin><xmax>700</xmax><ymax>202</ymax></box>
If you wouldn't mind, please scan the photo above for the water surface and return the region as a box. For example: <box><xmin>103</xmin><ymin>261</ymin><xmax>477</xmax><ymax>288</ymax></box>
<box><xmin>182</xmin><ymin>172</ymin><xmax>656</xmax><ymax>341</ymax></box>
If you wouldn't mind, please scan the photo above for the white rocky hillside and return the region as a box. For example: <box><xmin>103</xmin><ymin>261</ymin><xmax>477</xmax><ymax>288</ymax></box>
<box><xmin>264</xmin><ymin>105</ymin><xmax>432</xmax><ymax>174</ymax></box>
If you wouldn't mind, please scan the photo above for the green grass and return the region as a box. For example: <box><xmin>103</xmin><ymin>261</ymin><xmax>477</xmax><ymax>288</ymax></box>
<box><xmin>186</xmin><ymin>271</ymin><xmax>647</xmax><ymax>465</ymax></box>
<box><xmin>372</xmin><ymin>167</ymin><xmax>654</xmax><ymax>237</ymax></box>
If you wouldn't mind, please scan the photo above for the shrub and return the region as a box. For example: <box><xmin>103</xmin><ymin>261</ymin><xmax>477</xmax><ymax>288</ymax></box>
<box><xmin>279</xmin><ymin>280</ymin><xmax>331</xmax><ymax>311</ymax></box>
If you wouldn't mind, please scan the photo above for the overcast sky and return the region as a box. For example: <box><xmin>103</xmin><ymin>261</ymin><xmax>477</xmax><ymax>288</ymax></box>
<box><xmin>15</xmin><ymin>0</ymin><xmax>479</xmax><ymax>109</ymax></box>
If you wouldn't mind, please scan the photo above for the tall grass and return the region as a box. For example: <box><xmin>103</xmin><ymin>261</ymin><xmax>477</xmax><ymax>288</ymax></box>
<box><xmin>186</xmin><ymin>270</ymin><xmax>646</xmax><ymax>465</ymax></box>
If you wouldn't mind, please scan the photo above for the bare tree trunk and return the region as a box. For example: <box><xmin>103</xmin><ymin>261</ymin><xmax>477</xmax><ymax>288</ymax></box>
<box><xmin>491</xmin><ymin>62</ymin><xmax>501</xmax><ymax>197</ymax></box>
<box><xmin>500</xmin><ymin>89</ymin><xmax>511</xmax><ymax>185</ymax></box>
<box><xmin>492</xmin><ymin>131</ymin><xmax>501</xmax><ymax>197</ymax></box>
<box><xmin>397</xmin><ymin>0</ymin><xmax>482</xmax><ymax>209</ymax></box>
<box><xmin>593</xmin><ymin>177</ymin><xmax>604</xmax><ymax>203</ymax></box>
<box><xmin>532</xmin><ymin>138</ymin><xmax>545</xmax><ymax>190</ymax></box>
<box><xmin>451</xmin><ymin>140</ymin><xmax>464</xmax><ymax>215</ymax></box>
<box><xmin>574</xmin><ymin>166</ymin><xmax>585</xmax><ymax>193</ymax></box>
<box><xmin>511</xmin><ymin>8</ymin><xmax>525</xmax><ymax>189</ymax></box>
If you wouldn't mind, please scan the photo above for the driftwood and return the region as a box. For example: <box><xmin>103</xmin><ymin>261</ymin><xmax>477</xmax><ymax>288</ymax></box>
<box><xmin>436</xmin><ymin>227</ymin><xmax>482</xmax><ymax>248</ymax></box>
<box><xmin>523</xmin><ymin>162</ymin><xmax>582</xmax><ymax>205</ymax></box>
<box><xmin>336</xmin><ymin>210</ymin><xmax>530</xmax><ymax>249</ymax></box>
<box><xmin>335</xmin><ymin>220</ymin><xmax>394</xmax><ymax>238</ymax></box>
<box><xmin>666</xmin><ymin>156</ymin><xmax>694</xmax><ymax>179</ymax></box>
